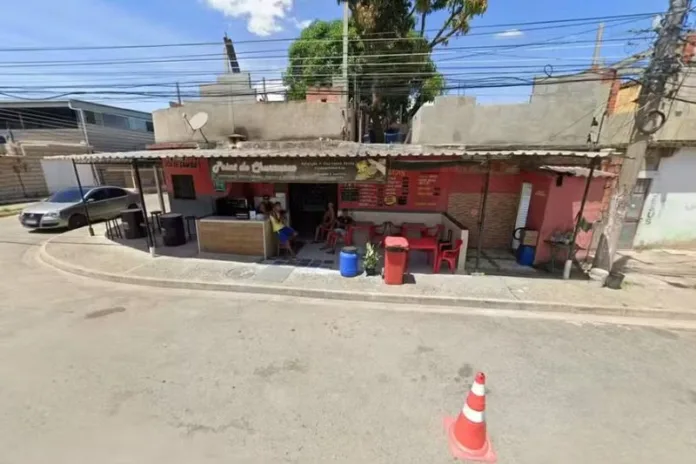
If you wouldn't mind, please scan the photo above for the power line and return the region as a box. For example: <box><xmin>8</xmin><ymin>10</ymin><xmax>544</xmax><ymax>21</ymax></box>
<box><xmin>0</xmin><ymin>11</ymin><xmax>661</xmax><ymax>53</ymax></box>
<box><xmin>0</xmin><ymin>73</ymin><xmax>648</xmax><ymax>102</ymax></box>
<box><xmin>0</xmin><ymin>37</ymin><xmax>654</xmax><ymax>69</ymax></box>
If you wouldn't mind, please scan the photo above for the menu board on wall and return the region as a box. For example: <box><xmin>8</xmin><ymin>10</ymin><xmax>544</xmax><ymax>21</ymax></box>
<box><xmin>413</xmin><ymin>172</ymin><xmax>441</xmax><ymax>209</ymax></box>
<box><xmin>340</xmin><ymin>169</ymin><xmax>447</xmax><ymax>211</ymax></box>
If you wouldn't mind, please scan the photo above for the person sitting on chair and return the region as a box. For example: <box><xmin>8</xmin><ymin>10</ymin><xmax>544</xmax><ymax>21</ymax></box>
<box><xmin>314</xmin><ymin>202</ymin><xmax>336</xmax><ymax>242</ymax></box>
<box><xmin>270</xmin><ymin>202</ymin><xmax>297</xmax><ymax>257</ymax></box>
<box><xmin>324</xmin><ymin>209</ymin><xmax>354</xmax><ymax>254</ymax></box>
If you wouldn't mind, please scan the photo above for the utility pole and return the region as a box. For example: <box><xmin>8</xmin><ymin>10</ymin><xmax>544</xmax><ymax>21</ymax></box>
<box><xmin>341</xmin><ymin>0</ymin><xmax>351</xmax><ymax>140</ymax></box>
<box><xmin>342</xmin><ymin>0</ymin><xmax>349</xmax><ymax>106</ymax></box>
<box><xmin>262</xmin><ymin>77</ymin><xmax>267</xmax><ymax>102</ymax></box>
<box><xmin>592</xmin><ymin>22</ymin><xmax>605</xmax><ymax>67</ymax></box>
<box><xmin>594</xmin><ymin>0</ymin><xmax>691</xmax><ymax>272</ymax></box>
<box><xmin>176</xmin><ymin>82</ymin><xmax>182</xmax><ymax>105</ymax></box>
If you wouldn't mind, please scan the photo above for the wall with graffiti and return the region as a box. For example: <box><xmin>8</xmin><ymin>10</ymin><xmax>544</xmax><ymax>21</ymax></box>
<box><xmin>634</xmin><ymin>148</ymin><xmax>696</xmax><ymax>247</ymax></box>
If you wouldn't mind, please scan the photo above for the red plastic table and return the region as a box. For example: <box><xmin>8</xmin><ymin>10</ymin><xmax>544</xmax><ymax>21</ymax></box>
<box><xmin>345</xmin><ymin>222</ymin><xmax>375</xmax><ymax>246</ymax></box>
<box><xmin>407</xmin><ymin>237</ymin><xmax>439</xmax><ymax>272</ymax></box>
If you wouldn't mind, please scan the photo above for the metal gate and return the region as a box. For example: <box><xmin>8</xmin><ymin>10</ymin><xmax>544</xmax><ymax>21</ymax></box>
<box><xmin>617</xmin><ymin>178</ymin><xmax>652</xmax><ymax>249</ymax></box>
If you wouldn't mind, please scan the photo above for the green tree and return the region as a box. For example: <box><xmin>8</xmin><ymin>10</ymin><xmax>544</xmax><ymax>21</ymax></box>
<box><xmin>284</xmin><ymin>1</ymin><xmax>487</xmax><ymax>141</ymax></box>
<box><xmin>284</xmin><ymin>20</ymin><xmax>360</xmax><ymax>101</ymax></box>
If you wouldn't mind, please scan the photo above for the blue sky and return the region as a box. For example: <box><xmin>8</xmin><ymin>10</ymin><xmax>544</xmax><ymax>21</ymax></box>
<box><xmin>0</xmin><ymin>0</ymin><xmax>674</xmax><ymax>112</ymax></box>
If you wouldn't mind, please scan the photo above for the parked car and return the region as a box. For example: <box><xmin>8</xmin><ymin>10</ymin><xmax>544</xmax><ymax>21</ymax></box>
<box><xmin>19</xmin><ymin>186</ymin><xmax>140</xmax><ymax>230</ymax></box>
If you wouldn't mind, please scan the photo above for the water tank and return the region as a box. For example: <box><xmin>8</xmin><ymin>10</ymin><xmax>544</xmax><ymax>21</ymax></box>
<box><xmin>516</xmin><ymin>245</ymin><xmax>535</xmax><ymax>267</ymax></box>
<box><xmin>339</xmin><ymin>246</ymin><xmax>359</xmax><ymax>277</ymax></box>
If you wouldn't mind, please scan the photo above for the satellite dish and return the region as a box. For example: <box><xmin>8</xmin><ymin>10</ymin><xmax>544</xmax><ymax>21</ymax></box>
<box><xmin>188</xmin><ymin>112</ymin><xmax>209</xmax><ymax>131</ymax></box>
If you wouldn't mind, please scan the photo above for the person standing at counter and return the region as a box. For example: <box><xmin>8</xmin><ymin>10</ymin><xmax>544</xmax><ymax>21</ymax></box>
<box><xmin>314</xmin><ymin>202</ymin><xmax>336</xmax><ymax>242</ymax></box>
<box><xmin>258</xmin><ymin>195</ymin><xmax>274</xmax><ymax>216</ymax></box>
<box><xmin>270</xmin><ymin>202</ymin><xmax>297</xmax><ymax>257</ymax></box>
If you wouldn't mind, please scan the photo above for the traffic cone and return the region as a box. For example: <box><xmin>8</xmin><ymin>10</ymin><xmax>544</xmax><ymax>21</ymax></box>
<box><xmin>444</xmin><ymin>372</ymin><xmax>496</xmax><ymax>462</ymax></box>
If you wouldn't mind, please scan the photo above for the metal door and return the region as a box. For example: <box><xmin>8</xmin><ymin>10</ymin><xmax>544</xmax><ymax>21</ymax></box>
<box><xmin>617</xmin><ymin>179</ymin><xmax>651</xmax><ymax>249</ymax></box>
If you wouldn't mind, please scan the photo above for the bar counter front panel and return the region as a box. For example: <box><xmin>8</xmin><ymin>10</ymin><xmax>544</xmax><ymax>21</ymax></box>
<box><xmin>197</xmin><ymin>216</ymin><xmax>274</xmax><ymax>257</ymax></box>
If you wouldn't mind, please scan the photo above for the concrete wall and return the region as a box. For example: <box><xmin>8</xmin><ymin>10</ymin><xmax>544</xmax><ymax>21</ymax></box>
<box><xmin>351</xmin><ymin>211</ymin><xmax>441</xmax><ymax>228</ymax></box>
<box><xmin>633</xmin><ymin>148</ymin><xmax>696</xmax><ymax>247</ymax></box>
<box><xmin>6</xmin><ymin>124</ymin><xmax>153</xmax><ymax>153</ymax></box>
<box><xmin>6</xmin><ymin>129</ymin><xmax>84</xmax><ymax>145</ymax></box>
<box><xmin>84</xmin><ymin>124</ymin><xmax>154</xmax><ymax>152</ymax></box>
<box><xmin>40</xmin><ymin>159</ymin><xmax>97</xmax><ymax>193</ymax></box>
<box><xmin>0</xmin><ymin>142</ymin><xmax>90</xmax><ymax>201</ymax></box>
<box><xmin>412</xmin><ymin>72</ymin><xmax>612</xmax><ymax>146</ymax></box>
<box><xmin>153</xmin><ymin>100</ymin><xmax>347</xmax><ymax>143</ymax></box>
<box><xmin>199</xmin><ymin>72</ymin><xmax>257</xmax><ymax>105</ymax></box>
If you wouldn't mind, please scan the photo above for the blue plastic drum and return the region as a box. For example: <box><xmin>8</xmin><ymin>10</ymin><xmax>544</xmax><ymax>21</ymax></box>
<box><xmin>516</xmin><ymin>245</ymin><xmax>536</xmax><ymax>267</ymax></box>
<box><xmin>339</xmin><ymin>246</ymin><xmax>359</xmax><ymax>277</ymax></box>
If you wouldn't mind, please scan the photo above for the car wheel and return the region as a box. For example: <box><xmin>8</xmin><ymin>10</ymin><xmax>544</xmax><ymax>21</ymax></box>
<box><xmin>68</xmin><ymin>214</ymin><xmax>87</xmax><ymax>230</ymax></box>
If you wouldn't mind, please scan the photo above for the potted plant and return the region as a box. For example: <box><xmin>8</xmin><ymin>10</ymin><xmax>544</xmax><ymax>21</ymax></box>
<box><xmin>363</xmin><ymin>243</ymin><xmax>380</xmax><ymax>276</ymax></box>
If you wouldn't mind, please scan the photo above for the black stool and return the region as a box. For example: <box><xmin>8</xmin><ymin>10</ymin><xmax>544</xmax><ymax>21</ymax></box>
<box><xmin>105</xmin><ymin>217</ymin><xmax>122</xmax><ymax>239</ymax></box>
<box><xmin>150</xmin><ymin>210</ymin><xmax>163</xmax><ymax>234</ymax></box>
<box><xmin>184</xmin><ymin>216</ymin><xmax>197</xmax><ymax>240</ymax></box>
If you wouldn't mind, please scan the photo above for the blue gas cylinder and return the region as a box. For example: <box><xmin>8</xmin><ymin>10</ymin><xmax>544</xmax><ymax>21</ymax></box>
<box><xmin>339</xmin><ymin>246</ymin><xmax>359</xmax><ymax>277</ymax></box>
<box><xmin>516</xmin><ymin>245</ymin><xmax>536</xmax><ymax>267</ymax></box>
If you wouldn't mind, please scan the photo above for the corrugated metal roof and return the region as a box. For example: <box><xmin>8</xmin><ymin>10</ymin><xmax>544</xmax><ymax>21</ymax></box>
<box><xmin>540</xmin><ymin>165</ymin><xmax>616</xmax><ymax>178</ymax></box>
<box><xmin>44</xmin><ymin>141</ymin><xmax>617</xmax><ymax>163</ymax></box>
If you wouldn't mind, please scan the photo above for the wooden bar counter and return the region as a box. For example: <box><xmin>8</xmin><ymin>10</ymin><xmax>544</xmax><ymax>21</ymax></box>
<box><xmin>197</xmin><ymin>216</ymin><xmax>275</xmax><ymax>258</ymax></box>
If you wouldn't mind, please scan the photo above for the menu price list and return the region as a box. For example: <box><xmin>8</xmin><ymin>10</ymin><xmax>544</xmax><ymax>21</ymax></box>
<box><xmin>340</xmin><ymin>170</ymin><xmax>445</xmax><ymax>211</ymax></box>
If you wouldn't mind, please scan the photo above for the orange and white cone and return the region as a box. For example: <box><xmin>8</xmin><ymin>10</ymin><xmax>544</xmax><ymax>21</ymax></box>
<box><xmin>444</xmin><ymin>372</ymin><xmax>497</xmax><ymax>462</ymax></box>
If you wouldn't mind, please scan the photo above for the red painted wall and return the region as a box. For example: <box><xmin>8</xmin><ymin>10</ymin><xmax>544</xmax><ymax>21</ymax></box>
<box><xmin>163</xmin><ymin>158</ymin><xmax>284</xmax><ymax>201</ymax></box>
<box><xmin>162</xmin><ymin>158</ymin><xmax>216</xmax><ymax>196</ymax></box>
<box><xmin>529</xmin><ymin>173</ymin><xmax>605</xmax><ymax>264</ymax></box>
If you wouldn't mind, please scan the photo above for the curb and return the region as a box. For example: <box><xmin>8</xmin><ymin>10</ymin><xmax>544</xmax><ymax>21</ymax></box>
<box><xmin>38</xmin><ymin>240</ymin><xmax>696</xmax><ymax>322</ymax></box>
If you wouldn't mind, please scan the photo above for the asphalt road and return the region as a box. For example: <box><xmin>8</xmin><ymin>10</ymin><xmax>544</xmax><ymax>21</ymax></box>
<box><xmin>1</xmin><ymin>214</ymin><xmax>696</xmax><ymax>464</ymax></box>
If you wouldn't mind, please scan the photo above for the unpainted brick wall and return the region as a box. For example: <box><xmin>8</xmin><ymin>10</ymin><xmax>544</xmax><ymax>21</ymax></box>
<box><xmin>96</xmin><ymin>165</ymin><xmax>128</xmax><ymax>187</ymax></box>
<box><xmin>447</xmin><ymin>192</ymin><xmax>520</xmax><ymax>249</ymax></box>
<box><xmin>305</xmin><ymin>86</ymin><xmax>343</xmax><ymax>103</ymax></box>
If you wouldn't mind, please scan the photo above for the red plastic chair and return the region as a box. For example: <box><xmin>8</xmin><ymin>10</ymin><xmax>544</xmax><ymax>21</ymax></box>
<box><xmin>372</xmin><ymin>221</ymin><xmax>393</xmax><ymax>246</ymax></box>
<box><xmin>316</xmin><ymin>222</ymin><xmax>334</xmax><ymax>242</ymax></box>
<box><xmin>435</xmin><ymin>239</ymin><xmax>463</xmax><ymax>273</ymax></box>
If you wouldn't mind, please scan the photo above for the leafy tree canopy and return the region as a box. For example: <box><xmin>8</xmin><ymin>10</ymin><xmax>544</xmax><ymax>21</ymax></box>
<box><xmin>283</xmin><ymin>1</ymin><xmax>487</xmax><ymax>140</ymax></box>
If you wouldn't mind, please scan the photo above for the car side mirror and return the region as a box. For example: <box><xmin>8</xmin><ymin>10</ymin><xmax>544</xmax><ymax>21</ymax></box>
<box><xmin>86</xmin><ymin>198</ymin><xmax>95</xmax><ymax>203</ymax></box>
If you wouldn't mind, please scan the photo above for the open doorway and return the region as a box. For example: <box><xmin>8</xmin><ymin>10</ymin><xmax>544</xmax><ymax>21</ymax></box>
<box><xmin>288</xmin><ymin>183</ymin><xmax>338</xmax><ymax>239</ymax></box>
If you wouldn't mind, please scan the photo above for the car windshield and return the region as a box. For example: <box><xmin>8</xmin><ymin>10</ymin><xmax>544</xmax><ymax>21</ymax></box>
<box><xmin>46</xmin><ymin>188</ymin><xmax>87</xmax><ymax>203</ymax></box>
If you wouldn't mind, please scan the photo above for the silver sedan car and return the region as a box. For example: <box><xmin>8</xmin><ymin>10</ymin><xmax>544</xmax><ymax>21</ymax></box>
<box><xmin>19</xmin><ymin>186</ymin><xmax>141</xmax><ymax>230</ymax></box>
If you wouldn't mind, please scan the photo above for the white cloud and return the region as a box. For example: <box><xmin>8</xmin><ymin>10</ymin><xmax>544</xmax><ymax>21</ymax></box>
<box><xmin>205</xmin><ymin>0</ymin><xmax>293</xmax><ymax>36</ymax></box>
<box><xmin>495</xmin><ymin>29</ymin><xmax>524</xmax><ymax>39</ymax></box>
<box><xmin>291</xmin><ymin>17</ymin><xmax>312</xmax><ymax>30</ymax></box>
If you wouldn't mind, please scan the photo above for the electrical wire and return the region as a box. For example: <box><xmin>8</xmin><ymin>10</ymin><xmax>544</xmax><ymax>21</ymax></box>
<box><xmin>0</xmin><ymin>11</ymin><xmax>661</xmax><ymax>53</ymax></box>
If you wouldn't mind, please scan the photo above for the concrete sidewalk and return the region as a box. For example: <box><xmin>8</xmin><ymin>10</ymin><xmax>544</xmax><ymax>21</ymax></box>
<box><xmin>617</xmin><ymin>248</ymin><xmax>696</xmax><ymax>289</ymax></box>
<box><xmin>39</xmin><ymin>223</ymin><xmax>696</xmax><ymax>321</ymax></box>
